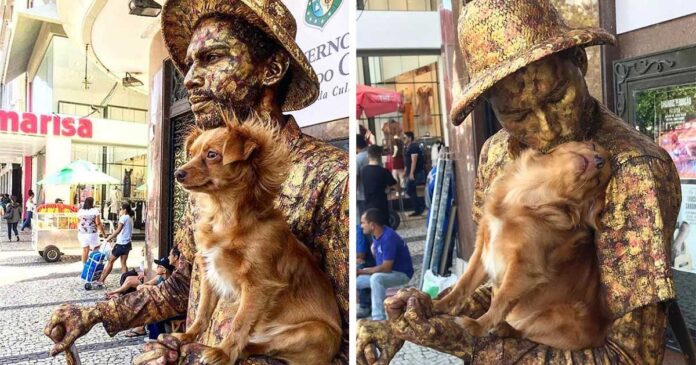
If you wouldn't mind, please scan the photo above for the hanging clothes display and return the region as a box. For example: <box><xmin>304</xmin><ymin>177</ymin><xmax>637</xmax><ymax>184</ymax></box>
<box><xmin>416</xmin><ymin>86</ymin><xmax>433</xmax><ymax>128</ymax></box>
<box><xmin>109</xmin><ymin>187</ymin><xmax>122</xmax><ymax>221</ymax></box>
<box><xmin>123</xmin><ymin>168</ymin><xmax>133</xmax><ymax>198</ymax></box>
<box><xmin>401</xmin><ymin>89</ymin><xmax>414</xmax><ymax>132</ymax></box>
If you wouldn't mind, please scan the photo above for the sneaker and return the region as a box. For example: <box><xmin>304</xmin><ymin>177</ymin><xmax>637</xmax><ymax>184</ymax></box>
<box><xmin>357</xmin><ymin>306</ymin><xmax>371</xmax><ymax>319</ymax></box>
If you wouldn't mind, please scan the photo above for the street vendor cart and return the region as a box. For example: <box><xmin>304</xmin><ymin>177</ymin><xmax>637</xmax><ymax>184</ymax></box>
<box><xmin>32</xmin><ymin>203</ymin><xmax>80</xmax><ymax>262</ymax></box>
<box><xmin>36</xmin><ymin>160</ymin><xmax>120</xmax><ymax>262</ymax></box>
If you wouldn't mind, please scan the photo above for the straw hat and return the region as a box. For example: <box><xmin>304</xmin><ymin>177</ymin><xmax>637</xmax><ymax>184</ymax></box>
<box><xmin>450</xmin><ymin>0</ymin><xmax>616</xmax><ymax>125</ymax></box>
<box><xmin>161</xmin><ymin>0</ymin><xmax>319</xmax><ymax>112</ymax></box>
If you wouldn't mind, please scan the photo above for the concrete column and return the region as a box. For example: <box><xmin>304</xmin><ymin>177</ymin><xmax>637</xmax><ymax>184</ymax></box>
<box><xmin>44</xmin><ymin>137</ymin><xmax>71</xmax><ymax>204</ymax></box>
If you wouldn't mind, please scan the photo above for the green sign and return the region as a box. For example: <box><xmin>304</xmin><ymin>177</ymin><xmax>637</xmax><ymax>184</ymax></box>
<box><xmin>305</xmin><ymin>0</ymin><xmax>342</xmax><ymax>29</ymax></box>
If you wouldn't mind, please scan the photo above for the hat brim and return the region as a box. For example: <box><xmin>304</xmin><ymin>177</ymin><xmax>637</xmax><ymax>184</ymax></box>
<box><xmin>161</xmin><ymin>0</ymin><xmax>320</xmax><ymax>112</ymax></box>
<box><xmin>450</xmin><ymin>27</ymin><xmax>616</xmax><ymax>126</ymax></box>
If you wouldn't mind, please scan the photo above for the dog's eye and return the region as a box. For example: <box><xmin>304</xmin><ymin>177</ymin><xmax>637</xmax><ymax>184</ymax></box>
<box><xmin>207</xmin><ymin>151</ymin><xmax>219</xmax><ymax>159</ymax></box>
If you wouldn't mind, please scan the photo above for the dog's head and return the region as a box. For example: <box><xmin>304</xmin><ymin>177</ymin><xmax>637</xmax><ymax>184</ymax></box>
<box><xmin>517</xmin><ymin>141</ymin><xmax>611</xmax><ymax>230</ymax></box>
<box><xmin>174</xmin><ymin>112</ymin><xmax>289</xmax><ymax>201</ymax></box>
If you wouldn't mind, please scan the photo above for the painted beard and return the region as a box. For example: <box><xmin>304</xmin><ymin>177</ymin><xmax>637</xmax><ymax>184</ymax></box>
<box><xmin>190</xmin><ymin>89</ymin><xmax>263</xmax><ymax>130</ymax></box>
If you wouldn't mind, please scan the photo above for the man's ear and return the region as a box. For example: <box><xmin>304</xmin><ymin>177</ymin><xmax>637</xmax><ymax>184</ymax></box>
<box><xmin>222</xmin><ymin>133</ymin><xmax>258</xmax><ymax>165</ymax></box>
<box><xmin>570</xmin><ymin>47</ymin><xmax>588</xmax><ymax>76</ymax></box>
<box><xmin>184</xmin><ymin>128</ymin><xmax>203</xmax><ymax>157</ymax></box>
<box><xmin>261</xmin><ymin>51</ymin><xmax>290</xmax><ymax>87</ymax></box>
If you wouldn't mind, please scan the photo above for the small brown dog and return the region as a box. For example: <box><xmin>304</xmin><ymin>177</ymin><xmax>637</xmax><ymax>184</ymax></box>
<box><xmin>434</xmin><ymin>141</ymin><xmax>612</xmax><ymax>350</ymax></box>
<box><xmin>172</xmin><ymin>114</ymin><xmax>342</xmax><ymax>365</ymax></box>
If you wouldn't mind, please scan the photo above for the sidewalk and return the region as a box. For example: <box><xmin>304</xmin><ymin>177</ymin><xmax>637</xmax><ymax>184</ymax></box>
<box><xmin>0</xmin><ymin>225</ymin><xmax>146</xmax><ymax>364</ymax></box>
<box><xmin>387</xmin><ymin>212</ymin><xmax>462</xmax><ymax>365</ymax></box>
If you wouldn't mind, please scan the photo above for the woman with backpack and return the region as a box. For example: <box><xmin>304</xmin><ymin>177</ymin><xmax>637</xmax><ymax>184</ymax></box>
<box><xmin>3</xmin><ymin>195</ymin><xmax>22</xmax><ymax>241</ymax></box>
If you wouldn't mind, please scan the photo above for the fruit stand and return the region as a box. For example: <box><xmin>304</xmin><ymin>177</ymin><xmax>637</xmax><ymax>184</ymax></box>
<box><xmin>32</xmin><ymin>203</ymin><xmax>79</xmax><ymax>262</ymax></box>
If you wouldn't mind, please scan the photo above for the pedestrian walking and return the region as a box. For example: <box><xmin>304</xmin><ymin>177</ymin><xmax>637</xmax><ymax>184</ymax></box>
<box><xmin>3</xmin><ymin>195</ymin><xmax>22</xmax><ymax>241</ymax></box>
<box><xmin>20</xmin><ymin>190</ymin><xmax>35</xmax><ymax>231</ymax></box>
<box><xmin>94</xmin><ymin>202</ymin><xmax>134</xmax><ymax>286</ymax></box>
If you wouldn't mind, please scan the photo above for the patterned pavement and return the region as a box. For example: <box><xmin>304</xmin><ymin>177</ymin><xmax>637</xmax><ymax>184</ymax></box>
<box><xmin>0</xmin><ymin>227</ymin><xmax>147</xmax><ymax>365</ymax></box>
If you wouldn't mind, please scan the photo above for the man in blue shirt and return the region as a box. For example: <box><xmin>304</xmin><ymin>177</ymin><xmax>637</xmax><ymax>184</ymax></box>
<box><xmin>357</xmin><ymin>208</ymin><xmax>414</xmax><ymax>320</ymax></box>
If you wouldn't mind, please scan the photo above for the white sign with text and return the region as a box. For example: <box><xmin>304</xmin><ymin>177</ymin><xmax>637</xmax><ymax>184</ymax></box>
<box><xmin>286</xmin><ymin>0</ymin><xmax>350</xmax><ymax>127</ymax></box>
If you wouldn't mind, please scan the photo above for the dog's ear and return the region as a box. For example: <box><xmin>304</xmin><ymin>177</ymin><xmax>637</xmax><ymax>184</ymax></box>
<box><xmin>529</xmin><ymin>202</ymin><xmax>581</xmax><ymax>230</ymax></box>
<box><xmin>184</xmin><ymin>128</ymin><xmax>203</xmax><ymax>157</ymax></box>
<box><xmin>584</xmin><ymin>190</ymin><xmax>606</xmax><ymax>231</ymax></box>
<box><xmin>222</xmin><ymin>133</ymin><xmax>258</xmax><ymax>165</ymax></box>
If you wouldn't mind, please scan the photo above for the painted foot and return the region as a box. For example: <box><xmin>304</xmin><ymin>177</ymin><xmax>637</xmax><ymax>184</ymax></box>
<box><xmin>200</xmin><ymin>347</ymin><xmax>234</xmax><ymax>365</ymax></box>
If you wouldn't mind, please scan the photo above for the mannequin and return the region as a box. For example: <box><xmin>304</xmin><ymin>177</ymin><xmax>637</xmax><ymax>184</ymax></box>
<box><xmin>108</xmin><ymin>186</ymin><xmax>122</xmax><ymax>221</ymax></box>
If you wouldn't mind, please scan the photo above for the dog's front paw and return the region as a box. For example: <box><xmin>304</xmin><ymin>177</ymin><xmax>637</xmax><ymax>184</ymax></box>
<box><xmin>200</xmin><ymin>347</ymin><xmax>234</xmax><ymax>365</ymax></box>
<box><xmin>170</xmin><ymin>332</ymin><xmax>197</xmax><ymax>344</ymax></box>
<box><xmin>455</xmin><ymin>316</ymin><xmax>488</xmax><ymax>337</ymax></box>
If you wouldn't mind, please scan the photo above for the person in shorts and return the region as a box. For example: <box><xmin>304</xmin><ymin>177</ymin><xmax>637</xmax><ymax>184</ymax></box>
<box><xmin>77</xmin><ymin>197</ymin><xmax>107</xmax><ymax>263</ymax></box>
<box><xmin>95</xmin><ymin>202</ymin><xmax>134</xmax><ymax>286</ymax></box>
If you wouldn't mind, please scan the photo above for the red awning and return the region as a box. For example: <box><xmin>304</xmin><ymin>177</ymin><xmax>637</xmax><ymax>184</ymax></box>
<box><xmin>356</xmin><ymin>84</ymin><xmax>402</xmax><ymax>118</ymax></box>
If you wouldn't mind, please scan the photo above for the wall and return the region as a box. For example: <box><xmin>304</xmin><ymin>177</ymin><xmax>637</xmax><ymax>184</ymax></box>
<box><xmin>617</xmin><ymin>14</ymin><xmax>696</xmax><ymax>60</ymax></box>
<box><xmin>357</xmin><ymin>11</ymin><xmax>441</xmax><ymax>52</ymax></box>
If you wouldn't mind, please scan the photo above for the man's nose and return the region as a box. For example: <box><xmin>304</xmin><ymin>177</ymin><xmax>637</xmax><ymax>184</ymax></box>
<box><xmin>174</xmin><ymin>169</ymin><xmax>187</xmax><ymax>182</ymax></box>
<box><xmin>184</xmin><ymin>66</ymin><xmax>204</xmax><ymax>90</ymax></box>
<box><xmin>533</xmin><ymin>109</ymin><xmax>557</xmax><ymax>140</ymax></box>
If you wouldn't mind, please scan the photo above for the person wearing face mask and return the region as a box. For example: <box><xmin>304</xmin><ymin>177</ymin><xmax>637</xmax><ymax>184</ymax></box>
<box><xmin>357</xmin><ymin>1</ymin><xmax>681</xmax><ymax>364</ymax></box>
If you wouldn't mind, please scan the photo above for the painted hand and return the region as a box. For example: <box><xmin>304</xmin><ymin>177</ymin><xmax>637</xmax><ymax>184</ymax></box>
<box><xmin>44</xmin><ymin>304</ymin><xmax>102</xmax><ymax>357</ymax></box>
<box><xmin>356</xmin><ymin>319</ymin><xmax>404</xmax><ymax>365</ymax></box>
<box><xmin>133</xmin><ymin>334</ymin><xmax>210</xmax><ymax>365</ymax></box>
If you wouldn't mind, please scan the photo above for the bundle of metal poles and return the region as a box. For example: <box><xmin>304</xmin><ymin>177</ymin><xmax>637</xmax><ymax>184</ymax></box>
<box><xmin>419</xmin><ymin>148</ymin><xmax>458</xmax><ymax>289</ymax></box>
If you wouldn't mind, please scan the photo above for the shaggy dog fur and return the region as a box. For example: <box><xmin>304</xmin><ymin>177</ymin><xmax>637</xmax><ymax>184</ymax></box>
<box><xmin>434</xmin><ymin>141</ymin><xmax>612</xmax><ymax>350</ymax></box>
<box><xmin>172</xmin><ymin>113</ymin><xmax>341</xmax><ymax>365</ymax></box>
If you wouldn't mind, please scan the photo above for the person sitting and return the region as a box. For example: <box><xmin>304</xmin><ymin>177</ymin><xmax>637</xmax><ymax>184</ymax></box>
<box><xmin>361</xmin><ymin>145</ymin><xmax>398</xmax><ymax>226</ymax></box>
<box><xmin>108</xmin><ymin>247</ymin><xmax>181</xmax><ymax>299</ymax></box>
<box><xmin>357</xmin><ymin>208</ymin><xmax>414</xmax><ymax>321</ymax></box>
<box><xmin>356</xmin><ymin>223</ymin><xmax>375</xmax><ymax>319</ymax></box>
<box><xmin>121</xmin><ymin>248</ymin><xmax>181</xmax><ymax>337</ymax></box>
<box><xmin>143</xmin><ymin>256</ymin><xmax>177</xmax><ymax>341</ymax></box>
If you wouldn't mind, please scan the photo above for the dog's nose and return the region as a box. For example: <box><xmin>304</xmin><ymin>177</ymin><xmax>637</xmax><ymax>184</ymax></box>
<box><xmin>594</xmin><ymin>155</ymin><xmax>605</xmax><ymax>168</ymax></box>
<box><xmin>174</xmin><ymin>169</ymin><xmax>187</xmax><ymax>182</ymax></box>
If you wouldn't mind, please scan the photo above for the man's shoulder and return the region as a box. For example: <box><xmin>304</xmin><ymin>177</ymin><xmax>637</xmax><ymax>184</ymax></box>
<box><xmin>294</xmin><ymin>133</ymin><xmax>348</xmax><ymax>174</ymax></box>
<box><xmin>595</xmin><ymin>107</ymin><xmax>672</xmax><ymax>167</ymax></box>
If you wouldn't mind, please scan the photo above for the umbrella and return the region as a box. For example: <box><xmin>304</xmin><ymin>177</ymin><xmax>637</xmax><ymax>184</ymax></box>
<box><xmin>38</xmin><ymin>160</ymin><xmax>120</xmax><ymax>185</ymax></box>
<box><xmin>356</xmin><ymin>84</ymin><xmax>402</xmax><ymax>118</ymax></box>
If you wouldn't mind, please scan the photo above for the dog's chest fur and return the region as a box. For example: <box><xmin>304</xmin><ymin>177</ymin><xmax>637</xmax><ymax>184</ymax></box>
<box><xmin>201</xmin><ymin>245</ymin><xmax>240</xmax><ymax>299</ymax></box>
<box><xmin>482</xmin><ymin>216</ymin><xmax>507</xmax><ymax>283</ymax></box>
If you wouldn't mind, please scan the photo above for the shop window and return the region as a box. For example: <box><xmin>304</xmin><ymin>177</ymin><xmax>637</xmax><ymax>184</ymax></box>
<box><xmin>358</xmin><ymin>55</ymin><xmax>443</xmax><ymax>145</ymax></box>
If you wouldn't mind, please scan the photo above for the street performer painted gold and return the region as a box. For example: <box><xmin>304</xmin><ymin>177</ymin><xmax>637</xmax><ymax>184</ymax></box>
<box><xmin>43</xmin><ymin>1</ymin><xmax>349</xmax><ymax>364</ymax></box>
<box><xmin>357</xmin><ymin>0</ymin><xmax>681</xmax><ymax>364</ymax></box>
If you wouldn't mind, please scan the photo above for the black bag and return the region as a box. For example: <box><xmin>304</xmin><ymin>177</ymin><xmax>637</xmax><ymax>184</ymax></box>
<box><xmin>3</xmin><ymin>205</ymin><xmax>13</xmax><ymax>220</ymax></box>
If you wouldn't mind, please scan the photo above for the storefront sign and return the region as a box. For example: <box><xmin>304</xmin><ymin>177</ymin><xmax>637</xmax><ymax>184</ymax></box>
<box><xmin>0</xmin><ymin>110</ymin><xmax>92</xmax><ymax>138</ymax></box>
<box><xmin>286</xmin><ymin>0</ymin><xmax>349</xmax><ymax>126</ymax></box>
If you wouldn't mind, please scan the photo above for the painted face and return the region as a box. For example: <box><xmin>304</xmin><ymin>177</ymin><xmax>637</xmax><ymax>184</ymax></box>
<box><xmin>487</xmin><ymin>54</ymin><xmax>589</xmax><ymax>153</ymax></box>
<box><xmin>184</xmin><ymin>17</ymin><xmax>266</xmax><ymax>129</ymax></box>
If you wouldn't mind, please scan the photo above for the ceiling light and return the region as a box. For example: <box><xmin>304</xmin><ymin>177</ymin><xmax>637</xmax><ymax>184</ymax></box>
<box><xmin>123</xmin><ymin>72</ymin><xmax>144</xmax><ymax>87</ymax></box>
<box><xmin>128</xmin><ymin>0</ymin><xmax>162</xmax><ymax>17</ymax></box>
